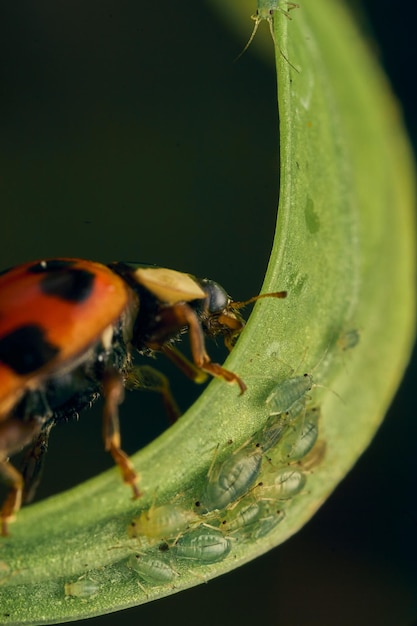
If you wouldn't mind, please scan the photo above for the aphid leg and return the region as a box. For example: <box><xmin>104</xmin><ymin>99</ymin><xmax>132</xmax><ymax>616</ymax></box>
<box><xmin>0</xmin><ymin>418</ymin><xmax>43</xmax><ymax>536</ymax></box>
<box><xmin>126</xmin><ymin>365</ymin><xmax>181</xmax><ymax>423</ymax></box>
<box><xmin>161</xmin><ymin>303</ymin><xmax>247</xmax><ymax>394</ymax></box>
<box><xmin>102</xmin><ymin>370</ymin><xmax>141</xmax><ymax>499</ymax></box>
<box><xmin>279</xmin><ymin>2</ymin><xmax>299</xmax><ymax>19</ymax></box>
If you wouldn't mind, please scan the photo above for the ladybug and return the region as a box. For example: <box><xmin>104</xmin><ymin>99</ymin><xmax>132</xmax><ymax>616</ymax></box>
<box><xmin>0</xmin><ymin>258</ymin><xmax>286</xmax><ymax>536</ymax></box>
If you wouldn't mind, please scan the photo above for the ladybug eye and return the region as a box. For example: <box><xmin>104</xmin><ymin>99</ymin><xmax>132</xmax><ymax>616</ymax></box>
<box><xmin>200</xmin><ymin>279</ymin><xmax>230</xmax><ymax>314</ymax></box>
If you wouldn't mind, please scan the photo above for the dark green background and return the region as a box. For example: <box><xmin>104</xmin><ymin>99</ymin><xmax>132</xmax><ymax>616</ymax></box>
<box><xmin>0</xmin><ymin>1</ymin><xmax>416</xmax><ymax>625</ymax></box>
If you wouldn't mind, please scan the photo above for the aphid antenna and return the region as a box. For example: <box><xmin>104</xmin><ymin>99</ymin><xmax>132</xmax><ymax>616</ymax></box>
<box><xmin>206</xmin><ymin>443</ymin><xmax>221</xmax><ymax>480</ymax></box>
<box><xmin>244</xmin><ymin>488</ymin><xmax>281</xmax><ymax>507</ymax></box>
<box><xmin>138</xmin><ymin>582</ymin><xmax>148</xmax><ymax>595</ymax></box>
<box><xmin>206</xmin><ymin>437</ymin><xmax>257</xmax><ymax>479</ymax></box>
<box><xmin>186</xmin><ymin>567</ymin><xmax>208</xmax><ymax>583</ymax></box>
<box><xmin>249</xmin><ymin>345</ymin><xmax>326</xmax><ymax>391</ymax></box>
<box><xmin>166</xmin><ymin>531</ymin><xmax>182</xmax><ymax>547</ymax></box>
<box><xmin>168</xmin><ymin>516</ymin><xmax>202</xmax><ymax>547</ymax></box>
<box><xmin>199</xmin><ymin>520</ymin><xmax>233</xmax><ymax>538</ymax></box>
<box><xmin>289</xmin><ymin>358</ymin><xmax>344</xmax><ymax>411</ymax></box>
<box><xmin>234</xmin><ymin>4</ymin><xmax>300</xmax><ymax>73</ymax></box>
<box><xmin>236</xmin><ymin>439</ymin><xmax>263</xmax><ymax>459</ymax></box>
<box><xmin>220</xmin><ymin>477</ymin><xmax>258</xmax><ymax>511</ymax></box>
<box><xmin>71</xmin><ymin>572</ymin><xmax>98</xmax><ymax>583</ymax></box>
<box><xmin>123</xmin><ymin>546</ymin><xmax>163</xmax><ymax>558</ymax></box>
<box><xmin>257</xmin><ymin>507</ymin><xmax>284</xmax><ymax>525</ymax></box>
<box><xmin>198</xmin><ymin>508</ymin><xmax>222</xmax><ymax>526</ymax></box>
<box><xmin>274</xmin><ymin>342</ymin><xmax>341</xmax><ymax>395</ymax></box>
<box><xmin>130</xmin><ymin>575</ymin><xmax>148</xmax><ymax>596</ymax></box>
<box><xmin>310</xmin><ymin>381</ymin><xmax>345</xmax><ymax>406</ymax></box>
<box><xmin>108</xmin><ymin>540</ymin><xmax>140</xmax><ymax>554</ymax></box>
<box><xmin>230</xmin><ymin>482</ymin><xmax>266</xmax><ymax>515</ymax></box>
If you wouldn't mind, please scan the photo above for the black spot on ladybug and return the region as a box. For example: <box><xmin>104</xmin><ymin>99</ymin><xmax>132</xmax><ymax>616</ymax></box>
<box><xmin>28</xmin><ymin>259</ymin><xmax>76</xmax><ymax>273</ymax></box>
<box><xmin>28</xmin><ymin>261</ymin><xmax>94</xmax><ymax>302</ymax></box>
<box><xmin>0</xmin><ymin>325</ymin><xmax>60</xmax><ymax>375</ymax></box>
<box><xmin>39</xmin><ymin>268</ymin><xmax>95</xmax><ymax>303</ymax></box>
<box><xmin>0</xmin><ymin>266</ymin><xmax>13</xmax><ymax>277</ymax></box>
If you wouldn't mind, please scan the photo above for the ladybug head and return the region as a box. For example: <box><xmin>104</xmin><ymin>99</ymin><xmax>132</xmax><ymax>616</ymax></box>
<box><xmin>195</xmin><ymin>279</ymin><xmax>245</xmax><ymax>350</ymax></box>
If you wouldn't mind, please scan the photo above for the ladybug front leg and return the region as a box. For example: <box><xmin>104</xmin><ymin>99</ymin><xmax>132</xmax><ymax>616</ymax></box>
<box><xmin>160</xmin><ymin>344</ymin><xmax>209</xmax><ymax>386</ymax></box>
<box><xmin>160</xmin><ymin>303</ymin><xmax>247</xmax><ymax>394</ymax></box>
<box><xmin>101</xmin><ymin>370</ymin><xmax>141</xmax><ymax>499</ymax></box>
<box><xmin>0</xmin><ymin>418</ymin><xmax>43</xmax><ymax>536</ymax></box>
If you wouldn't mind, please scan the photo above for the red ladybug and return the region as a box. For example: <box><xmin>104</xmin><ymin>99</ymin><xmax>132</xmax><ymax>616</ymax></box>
<box><xmin>0</xmin><ymin>258</ymin><xmax>286</xmax><ymax>536</ymax></box>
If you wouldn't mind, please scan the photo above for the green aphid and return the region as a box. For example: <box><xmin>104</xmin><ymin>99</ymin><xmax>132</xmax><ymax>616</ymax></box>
<box><xmin>221</xmin><ymin>500</ymin><xmax>264</xmax><ymax>534</ymax></box>
<box><xmin>127</xmin><ymin>553</ymin><xmax>178</xmax><ymax>585</ymax></box>
<box><xmin>173</xmin><ymin>526</ymin><xmax>232</xmax><ymax>563</ymax></box>
<box><xmin>254</xmin><ymin>413</ymin><xmax>290</xmax><ymax>453</ymax></box>
<box><xmin>279</xmin><ymin>407</ymin><xmax>320</xmax><ymax>462</ymax></box>
<box><xmin>64</xmin><ymin>577</ymin><xmax>99</xmax><ymax>599</ymax></box>
<box><xmin>250</xmin><ymin>507</ymin><xmax>286</xmax><ymax>540</ymax></box>
<box><xmin>198</xmin><ymin>444</ymin><xmax>263</xmax><ymax>513</ymax></box>
<box><xmin>128</xmin><ymin>504</ymin><xmax>198</xmax><ymax>543</ymax></box>
<box><xmin>222</xmin><ymin>499</ymin><xmax>285</xmax><ymax>540</ymax></box>
<box><xmin>337</xmin><ymin>328</ymin><xmax>360</xmax><ymax>352</ymax></box>
<box><xmin>263</xmin><ymin>468</ymin><xmax>307</xmax><ymax>500</ymax></box>
<box><xmin>266</xmin><ymin>373</ymin><xmax>314</xmax><ymax>416</ymax></box>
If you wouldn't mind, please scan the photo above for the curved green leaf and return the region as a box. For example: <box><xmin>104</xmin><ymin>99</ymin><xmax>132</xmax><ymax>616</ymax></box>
<box><xmin>0</xmin><ymin>1</ymin><xmax>415</xmax><ymax>623</ymax></box>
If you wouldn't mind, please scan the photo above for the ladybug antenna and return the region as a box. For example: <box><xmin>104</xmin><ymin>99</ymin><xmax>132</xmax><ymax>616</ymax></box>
<box><xmin>232</xmin><ymin>291</ymin><xmax>287</xmax><ymax>310</ymax></box>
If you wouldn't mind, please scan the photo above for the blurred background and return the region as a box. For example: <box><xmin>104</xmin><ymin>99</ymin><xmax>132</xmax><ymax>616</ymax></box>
<box><xmin>0</xmin><ymin>1</ymin><xmax>415</xmax><ymax>624</ymax></box>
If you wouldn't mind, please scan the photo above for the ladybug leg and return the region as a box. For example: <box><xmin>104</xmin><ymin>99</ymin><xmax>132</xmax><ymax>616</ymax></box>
<box><xmin>102</xmin><ymin>370</ymin><xmax>141</xmax><ymax>499</ymax></box>
<box><xmin>126</xmin><ymin>365</ymin><xmax>181</xmax><ymax>423</ymax></box>
<box><xmin>21</xmin><ymin>421</ymin><xmax>54</xmax><ymax>504</ymax></box>
<box><xmin>161</xmin><ymin>303</ymin><xmax>247</xmax><ymax>394</ymax></box>
<box><xmin>0</xmin><ymin>418</ymin><xmax>43</xmax><ymax>536</ymax></box>
<box><xmin>0</xmin><ymin>463</ymin><xmax>24</xmax><ymax>536</ymax></box>
<box><xmin>160</xmin><ymin>345</ymin><xmax>209</xmax><ymax>385</ymax></box>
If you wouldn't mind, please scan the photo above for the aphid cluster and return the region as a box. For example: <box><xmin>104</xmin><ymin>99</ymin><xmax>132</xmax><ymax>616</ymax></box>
<box><xmin>124</xmin><ymin>362</ymin><xmax>327</xmax><ymax>591</ymax></box>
